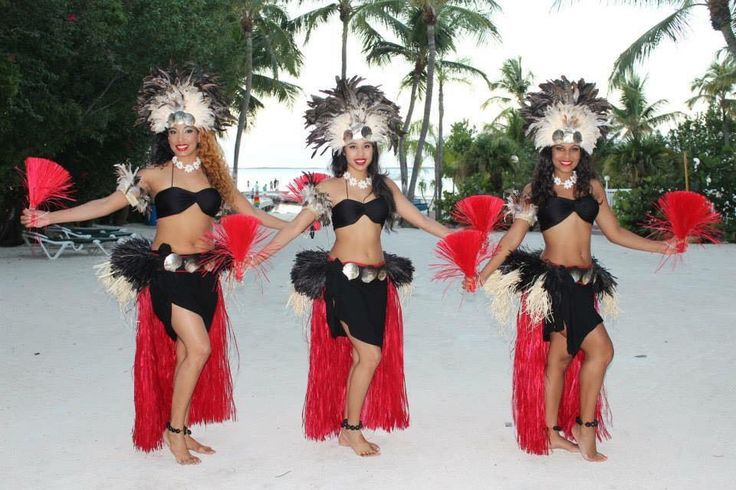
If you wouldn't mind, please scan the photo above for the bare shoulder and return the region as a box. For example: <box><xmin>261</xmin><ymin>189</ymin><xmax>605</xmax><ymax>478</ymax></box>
<box><xmin>520</xmin><ymin>182</ymin><xmax>533</xmax><ymax>199</ymax></box>
<box><xmin>315</xmin><ymin>176</ymin><xmax>341</xmax><ymax>198</ymax></box>
<box><xmin>137</xmin><ymin>164</ymin><xmax>168</xmax><ymax>192</ymax></box>
<box><xmin>382</xmin><ymin>175</ymin><xmax>400</xmax><ymax>191</ymax></box>
<box><xmin>589</xmin><ymin>178</ymin><xmax>606</xmax><ymax>203</ymax></box>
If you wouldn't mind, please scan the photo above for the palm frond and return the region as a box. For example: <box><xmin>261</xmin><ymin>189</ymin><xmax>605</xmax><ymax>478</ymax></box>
<box><xmin>610</xmin><ymin>1</ymin><xmax>695</xmax><ymax>84</ymax></box>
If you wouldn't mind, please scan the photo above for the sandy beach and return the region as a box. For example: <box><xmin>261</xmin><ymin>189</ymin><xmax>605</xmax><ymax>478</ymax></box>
<box><xmin>1</xmin><ymin>223</ymin><xmax>734</xmax><ymax>490</ymax></box>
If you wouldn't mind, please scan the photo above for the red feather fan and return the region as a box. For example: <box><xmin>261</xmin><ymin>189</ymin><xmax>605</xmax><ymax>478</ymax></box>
<box><xmin>286</xmin><ymin>171</ymin><xmax>331</xmax><ymax>203</ymax></box>
<box><xmin>451</xmin><ymin>194</ymin><xmax>505</xmax><ymax>236</ymax></box>
<box><xmin>644</xmin><ymin>190</ymin><xmax>721</xmax><ymax>253</ymax></box>
<box><xmin>23</xmin><ymin>157</ymin><xmax>75</xmax><ymax>209</ymax></box>
<box><xmin>432</xmin><ymin>229</ymin><xmax>492</xmax><ymax>290</ymax></box>
<box><xmin>206</xmin><ymin>214</ymin><xmax>269</xmax><ymax>281</ymax></box>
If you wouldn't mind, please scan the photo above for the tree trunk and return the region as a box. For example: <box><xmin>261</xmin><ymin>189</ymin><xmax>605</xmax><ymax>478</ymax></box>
<box><xmin>721</xmin><ymin>98</ymin><xmax>731</xmax><ymax>147</ymax></box>
<box><xmin>708</xmin><ymin>0</ymin><xmax>736</xmax><ymax>58</ymax></box>
<box><xmin>341</xmin><ymin>16</ymin><xmax>349</xmax><ymax>80</ymax></box>
<box><xmin>408</xmin><ymin>18</ymin><xmax>436</xmax><ymax>202</ymax></box>
<box><xmin>434</xmin><ymin>76</ymin><xmax>445</xmax><ymax>220</ymax></box>
<box><xmin>398</xmin><ymin>72</ymin><xmax>420</xmax><ymax>194</ymax></box>
<box><xmin>233</xmin><ymin>31</ymin><xmax>254</xmax><ymax>187</ymax></box>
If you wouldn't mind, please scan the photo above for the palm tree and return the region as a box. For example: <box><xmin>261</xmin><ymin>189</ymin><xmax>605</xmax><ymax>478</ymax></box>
<box><xmin>233</xmin><ymin>1</ymin><xmax>302</xmax><ymax>184</ymax></box>
<box><xmin>603</xmin><ymin>134</ymin><xmax>675</xmax><ymax>186</ymax></box>
<box><xmin>610</xmin><ymin>72</ymin><xmax>682</xmax><ymax>142</ymax></box>
<box><xmin>363</xmin><ymin>7</ymin><xmax>457</xmax><ymax>193</ymax></box>
<box><xmin>482</xmin><ymin>56</ymin><xmax>534</xmax><ymax>109</ymax></box>
<box><xmin>407</xmin><ymin>0</ymin><xmax>500</xmax><ymax>201</ymax></box>
<box><xmin>687</xmin><ymin>52</ymin><xmax>736</xmax><ymax>145</ymax></box>
<box><xmin>292</xmin><ymin>0</ymin><xmax>401</xmax><ymax>80</ymax></box>
<box><xmin>434</xmin><ymin>58</ymin><xmax>489</xmax><ymax>218</ymax></box>
<box><xmin>554</xmin><ymin>1</ymin><xmax>736</xmax><ymax>83</ymax></box>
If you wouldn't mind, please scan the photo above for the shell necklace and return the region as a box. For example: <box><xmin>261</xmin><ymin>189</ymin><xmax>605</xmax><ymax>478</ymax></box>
<box><xmin>173</xmin><ymin>156</ymin><xmax>201</xmax><ymax>173</ymax></box>
<box><xmin>344</xmin><ymin>171</ymin><xmax>371</xmax><ymax>189</ymax></box>
<box><xmin>553</xmin><ymin>170</ymin><xmax>577</xmax><ymax>190</ymax></box>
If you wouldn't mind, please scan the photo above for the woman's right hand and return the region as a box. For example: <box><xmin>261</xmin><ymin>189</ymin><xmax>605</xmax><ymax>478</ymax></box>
<box><xmin>462</xmin><ymin>275</ymin><xmax>480</xmax><ymax>293</ymax></box>
<box><xmin>20</xmin><ymin>209</ymin><xmax>51</xmax><ymax>228</ymax></box>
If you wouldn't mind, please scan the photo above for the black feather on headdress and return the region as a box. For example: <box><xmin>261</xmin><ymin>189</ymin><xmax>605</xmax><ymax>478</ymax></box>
<box><xmin>304</xmin><ymin>76</ymin><xmax>403</xmax><ymax>156</ymax></box>
<box><xmin>135</xmin><ymin>66</ymin><xmax>235</xmax><ymax>134</ymax></box>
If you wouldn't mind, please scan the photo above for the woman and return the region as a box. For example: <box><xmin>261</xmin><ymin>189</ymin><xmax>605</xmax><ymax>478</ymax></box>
<box><xmin>466</xmin><ymin>77</ymin><xmax>674</xmax><ymax>462</ymax></box>
<box><xmin>255</xmin><ymin>77</ymin><xmax>450</xmax><ymax>456</ymax></box>
<box><xmin>21</xmin><ymin>68</ymin><xmax>286</xmax><ymax>465</ymax></box>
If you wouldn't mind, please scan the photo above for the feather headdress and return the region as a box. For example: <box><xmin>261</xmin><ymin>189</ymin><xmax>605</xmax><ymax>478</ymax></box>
<box><xmin>135</xmin><ymin>67</ymin><xmax>235</xmax><ymax>134</ymax></box>
<box><xmin>521</xmin><ymin>76</ymin><xmax>610</xmax><ymax>154</ymax></box>
<box><xmin>305</xmin><ymin>76</ymin><xmax>403</xmax><ymax>156</ymax></box>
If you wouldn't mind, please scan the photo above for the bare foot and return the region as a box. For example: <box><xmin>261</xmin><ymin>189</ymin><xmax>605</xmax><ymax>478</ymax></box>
<box><xmin>548</xmin><ymin>428</ymin><xmax>579</xmax><ymax>453</ymax></box>
<box><xmin>571</xmin><ymin>424</ymin><xmax>607</xmax><ymax>462</ymax></box>
<box><xmin>185</xmin><ymin>430</ymin><xmax>215</xmax><ymax>455</ymax></box>
<box><xmin>163</xmin><ymin>429</ymin><xmax>201</xmax><ymax>465</ymax></box>
<box><xmin>338</xmin><ymin>429</ymin><xmax>380</xmax><ymax>457</ymax></box>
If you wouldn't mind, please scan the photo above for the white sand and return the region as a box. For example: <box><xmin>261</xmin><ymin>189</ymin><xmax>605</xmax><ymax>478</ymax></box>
<box><xmin>1</xmin><ymin>225</ymin><xmax>734</xmax><ymax>489</ymax></box>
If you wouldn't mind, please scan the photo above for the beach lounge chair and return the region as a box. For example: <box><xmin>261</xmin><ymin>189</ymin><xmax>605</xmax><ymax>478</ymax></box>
<box><xmin>22</xmin><ymin>230</ymin><xmax>85</xmax><ymax>260</ymax></box>
<box><xmin>45</xmin><ymin>225</ymin><xmax>125</xmax><ymax>256</ymax></box>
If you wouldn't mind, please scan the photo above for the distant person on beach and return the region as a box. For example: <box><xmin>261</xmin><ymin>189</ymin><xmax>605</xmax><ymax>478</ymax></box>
<box><xmin>22</xmin><ymin>67</ymin><xmax>287</xmax><ymax>465</ymax></box>
<box><xmin>465</xmin><ymin>77</ymin><xmax>675</xmax><ymax>462</ymax></box>
<box><xmin>253</xmin><ymin>77</ymin><xmax>450</xmax><ymax>456</ymax></box>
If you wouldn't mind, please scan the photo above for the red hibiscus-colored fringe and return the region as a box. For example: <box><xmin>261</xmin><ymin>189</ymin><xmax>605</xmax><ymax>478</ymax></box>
<box><xmin>133</xmin><ymin>287</ymin><xmax>235</xmax><ymax>452</ymax></box>
<box><xmin>432</xmin><ymin>229</ymin><xmax>492</xmax><ymax>284</ymax></box>
<box><xmin>513</xmin><ymin>299</ymin><xmax>610</xmax><ymax>455</ymax></box>
<box><xmin>303</xmin><ymin>282</ymin><xmax>409</xmax><ymax>440</ymax></box>
<box><xmin>451</xmin><ymin>194</ymin><xmax>505</xmax><ymax>236</ymax></box>
<box><xmin>286</xmin><ymin>171</ymin><xmax>331</xmax><ymax>203</ymax></box>
<box><xmin>645</xmin><ymin>190</ymin><xmax>721</xmax><ymax>253</ymax></box>
<box><xmin>206</xmin><ymin>214</ymin><xmax>269</xmax><ymax>281</ymax></box>
<box><xmin>23</xmin><ymin>156</ymin><xmax>75</xmax><ymax>209</ymax></box>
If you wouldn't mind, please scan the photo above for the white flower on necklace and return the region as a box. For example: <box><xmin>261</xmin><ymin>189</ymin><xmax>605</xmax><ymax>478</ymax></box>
<box><xmin>172</xmin><ymin>156</ymin><xmax>201</xmax><ymax>173</ymax></box>
<box><xmin>344</xmin><ymin>171</ymin><xmax>371</xmax><ymax>189</ymax></box>
<box><xmin>553</xmin><ymin>170</ymin><xmax>577</xmax><ymax>190</ymax></box>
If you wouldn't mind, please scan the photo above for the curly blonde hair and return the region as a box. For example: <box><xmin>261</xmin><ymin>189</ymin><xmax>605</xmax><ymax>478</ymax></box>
<box><xmin>198</xmin><ymin>130</ymin><xmax>238</xmax><ymax>207</ymax></box>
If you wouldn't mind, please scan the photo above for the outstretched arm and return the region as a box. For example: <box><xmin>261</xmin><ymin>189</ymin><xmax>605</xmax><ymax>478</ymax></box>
<box><xmin>592</xmin><ymin>180</ymin><xmax>671</xmax><ymax>254</ymax></box>
<box><xmin>252</xmin><ymin>208</ymin><xmax>318</xmax><ymax>265</ymax></box>
<box><xmin>230</xmin><ymin>192</ymin><xmax>288</xmax><ymax>230</ymax></box>
<box><xmin>387</xmin><ymin>178</ymin><xmax>451</xmax><ymax>239</ymax></box>
<box><xmin>21</xmin><ymin>191</ymin><xmax>130</xmax><ymax>228</ymax></box>
<box><xmin>476</xmin><ymin>218</ymin><xmax>531</xmax><ymax>284</ymax></box>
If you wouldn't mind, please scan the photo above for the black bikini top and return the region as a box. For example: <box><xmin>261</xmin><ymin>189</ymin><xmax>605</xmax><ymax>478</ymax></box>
<box><xmin>537</xmin><ymin>194</ymin><xmax>599</xmax><ymax>232</ymax></box>
<box><xmin>332</xmin><ymin>180</ymin><xmax>389</xmax><ymax>229</ymax></box>
<box><xmin>154</xmin><ymin>164</ymin><xmax>222</xmax><ymax>219</ymax></box>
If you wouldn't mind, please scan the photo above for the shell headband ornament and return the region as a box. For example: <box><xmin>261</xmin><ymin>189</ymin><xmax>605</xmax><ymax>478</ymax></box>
<box><xmin>304</xmin><ymin>76</ymin><xmax>403</xmax><ymax>156</ymax></box>
<box><xmin>135</xmin><ymin>67</ymin><xmax>235</xmax><ymax>134</ymax></box>
<box><xmin>521</xmin><ymin>76</ymin><xmax>611</xmax><ymax>154</ymax></box>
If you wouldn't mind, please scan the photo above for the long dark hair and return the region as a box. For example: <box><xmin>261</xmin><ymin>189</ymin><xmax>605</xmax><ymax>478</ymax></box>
<box><xmin>331</xmin><ymin>142</ymin><xmax>396</xmax><ymax>230</ymax></box>
<box><xmin>531</xmin><ymin>146</ymin><xmax>596</xmax><ymax>207</ymax></box>
<box><xmin>151</xmin><ymin>132</ymin><xmax>174</xmax><ymax>165</ymax></box>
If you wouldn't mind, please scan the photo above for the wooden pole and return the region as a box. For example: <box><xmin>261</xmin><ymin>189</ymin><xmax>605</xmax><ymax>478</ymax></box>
<box><xmin>683</xmin><ymin>152</ymin><xmax>689</xmax><ymax>191</ymax></box>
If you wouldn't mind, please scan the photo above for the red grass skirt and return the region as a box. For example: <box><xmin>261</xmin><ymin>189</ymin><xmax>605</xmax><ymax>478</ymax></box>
<box><xmin>513</xmin><ymin>296</ymin><xmax>611</xmax><ymax>455</ymax></box>
<box><xmin>132</xmin><ymin>285</ymin><xmax>235</xmax><ymax>451</ymax></box>
<box><xmin>303</xmin><ymin>280</ymin><xmax>409</xmax><ymax>440</ymax></box>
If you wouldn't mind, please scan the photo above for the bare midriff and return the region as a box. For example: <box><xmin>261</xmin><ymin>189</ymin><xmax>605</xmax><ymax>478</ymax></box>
<box><xmin>151</xmin><ymin>205</ymin><xmax>215</xmax><ymax>254</ymax></box>
<box><xmin>540</xmin><ymin>213</ymin><xmax>594</xmax><ymax>268</ymax></box>
<box><xmin>330</xmin><ymin>216</ymin><xmax>385</xmax><ymax>265</ymax></box>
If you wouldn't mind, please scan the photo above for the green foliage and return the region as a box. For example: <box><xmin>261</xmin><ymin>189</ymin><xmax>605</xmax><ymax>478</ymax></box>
<box><xmin>669</xmin><ymin>108</ymin><xmax>736</xmax><ymax>241</ymax></box>
<box><xmin>612</xmin><ymin>106</ymin><xmax>736</xmax><ymax>242</ymax></box>
<box><xmin>0</xmin><ymin>0</ymin><xmax>257</xmax><ymax>244</ymax></box>
<box><xmin>435</xmin><ymin>173</ymin><xmax>490</xmax><ymax>222</ymax></box>
<box><xmin>612</xmin><ymin>175</ymin><xmax>675</xmax><ymax>237</ymax></box>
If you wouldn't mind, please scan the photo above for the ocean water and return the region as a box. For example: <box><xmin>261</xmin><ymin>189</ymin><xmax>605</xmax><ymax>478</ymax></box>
<box><xmin>236</xmin><ymin>166</ymin><xmax>452</xmax><ymax>200</ymax></box>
